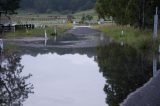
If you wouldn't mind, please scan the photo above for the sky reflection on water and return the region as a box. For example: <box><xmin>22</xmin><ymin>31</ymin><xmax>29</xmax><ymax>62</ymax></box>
<box><xmin>21</xmin><ymin>53</ymin><xmax>106</xmax><ymax>106</ymax></box>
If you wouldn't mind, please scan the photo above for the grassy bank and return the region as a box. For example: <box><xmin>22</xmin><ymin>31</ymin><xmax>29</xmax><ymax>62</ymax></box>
<box><xmin>95</xmin><ymin>24</ymin><xmax>160</xmax><ymax>53</ymax></box>
<box><xmin>5</xmin><ymin>24</ymin><xmax>72</xmax><ymax>38</ymax></box>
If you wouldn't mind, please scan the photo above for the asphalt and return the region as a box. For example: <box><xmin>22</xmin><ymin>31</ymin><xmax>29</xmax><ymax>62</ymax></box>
<box><xmin>67</xmin><ymin>27</ymin><xmax>100</xmax><ymax>35</ymax></box>
<box><xmin>121</xmin><ymin>71</ymin><xmax>160</xmax><ymax>106</ymax></box>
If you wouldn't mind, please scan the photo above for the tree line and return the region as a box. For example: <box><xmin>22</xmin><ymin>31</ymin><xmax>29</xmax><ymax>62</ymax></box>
<box><xmin>20</xmin><ymin>0</ymin><xmax>96</xmax><ymax>13</ymax></box>
<box><xmin>96</xmin><ymin>0</ymin><xmax>160</xmax><ymax>28</ymax></box>
<box><xmin>96</xmin><ymin>43</ymin><xmax>152</xmax><ymax>106</ymax></box>
<box><xmin>0</xmin><ymin>0</ymin><xmax>96</xmax><ymax>15</ymax></box>
<box><xmin>0</xmin><ymin>0</ymin><xmax>20</xmax><ymax>16</ymax></box>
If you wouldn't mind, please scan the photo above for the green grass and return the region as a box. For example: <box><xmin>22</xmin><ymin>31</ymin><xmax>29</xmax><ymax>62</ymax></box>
<box><xmin>96</xmin><ymin>24</ymin><xmax>160</xmax><ymax>54</ymax></box>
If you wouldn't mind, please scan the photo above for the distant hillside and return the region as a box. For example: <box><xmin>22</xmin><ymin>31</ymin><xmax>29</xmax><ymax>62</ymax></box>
<box><xmin>20</xmin><ymin>0</ymin><xmax>96</xmax><ymax>13</ymax></box>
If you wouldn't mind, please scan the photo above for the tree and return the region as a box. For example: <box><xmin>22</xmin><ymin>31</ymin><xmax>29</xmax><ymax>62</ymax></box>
<box><xmin>96</xmin><ymin>0</ymin><xmax>116</xmax><ymax>20</ymax></box>
<box><xmin>19</xmin><ymin>0</ymin><xmax>96</xmax><ymax>13</ymax></box>
<box><xmin>0</xmin><ymin>0</ymin><xmax>20</xmax><ymax>16</ymax></box>
<box><xmin>96</xmin><ymin>0</ymin><xmax>160</xmax><ymax>28</ymax></box>
<box><xmin>0</xmin><ymin>53</ymin><xmax>34</xmax><ymax>106</ymax></box>
<box><xmin>81</xmin><ymin>14</ymin><xmax>93</xmax><ymax>23</ymax></box>
<box><xmin>86</xmin><ymin>15</ymin><xmax>93</xmax><ymax>21</ymax></box>
<box><xmin>34</xmin><ymin>0</ymin><xmax>50</xmax><ymax>13</ymax></box>
<box><xmin>96</xmin><ymin>43</ymin><xmax>152</xmax><ymax>106</ymax></box>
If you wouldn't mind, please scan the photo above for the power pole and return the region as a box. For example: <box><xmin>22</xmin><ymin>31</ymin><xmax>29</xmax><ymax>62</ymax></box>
<box><xmin>153</xmin><ymin>7</ymin><xmax>158</xmax><ymax>39</ymax></box>
<box><xmin>142</xmin><ymin>0</ymin><xmax>145</xmax><ymax>29</ymax></box>
<box><xmin>153</xmin><ymin>7</ymin><xmax>159</xmax><ymax>77</ymax></box>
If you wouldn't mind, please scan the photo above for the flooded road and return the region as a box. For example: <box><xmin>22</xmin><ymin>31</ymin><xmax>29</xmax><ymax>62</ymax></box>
<box><xmin>0</xmin><ymin>28</ymin><xmax>159</xmax><ymax>106</ymax></box>
<box><xmin>5</xmin><ymin>27</ymin><xmax>111</xmax><ymax>48</ymax></box>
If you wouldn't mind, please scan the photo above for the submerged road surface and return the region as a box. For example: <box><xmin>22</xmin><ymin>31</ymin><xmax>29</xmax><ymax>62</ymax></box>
<box><xmin>121</xmin><ymin>71</ymin><xmax>160</xmax><ymax>106</ymax></box>
<box><xmin>5</xmin><ymin>27</ymin><xmax>111</xmax><ymax>48</ymax></box>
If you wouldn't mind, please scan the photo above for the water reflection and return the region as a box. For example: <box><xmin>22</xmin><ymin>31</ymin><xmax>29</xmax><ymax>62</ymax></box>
<box><xmin>54</xmin><ymin>35</ymin><xmax>57</xmax><ymax>42</ymax></box>
<box><xmin>153</xmin><ymin>55</ymin><xmax>158</xmax><ymax>77</ymax></box>
<box><xmin>2</xmin><ymin>42</ymin><xmax>159</xmax><ymax>106</ymax></box>
<box><xmin>96</xmin><ymin>43</ymin><xmax>153</xmax><ymax>106</ymax></box>
<box><xmin>19</xmin><ymin>47</ymin><xmax>96</xmax><ymax>58</ymax></box>
<box><xmin>21</xmin><ymin>53</ymin><xmax>106</xmax><ymax>106</ymax></box>
<box><xmin>44</xmin><ymin>39</ymin><xmax>48</xmax><ymax>47</ymax></box>
<box><xmin>0</xmin><ymin>53</ymin><xmax>34</xmax><ymax>106</ymax></box>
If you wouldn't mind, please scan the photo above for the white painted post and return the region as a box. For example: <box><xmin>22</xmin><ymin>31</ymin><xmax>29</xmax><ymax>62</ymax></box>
<box><xmin>44</xmin><ymin>30</ymin><xmax>48</xmax><ymax>46</ymax></box>
<box><xmin>0</xmin><ymin>39</ymin><xmax>3</xmax><ymax>54</ymax></box>
<box><xmin>159</xmin><ymin>45</ymin><xmax>160</xmax><ymax>53</ymax></box>
<box><xmin>100</xmin><ymin>33</ymin><xmax>104</xmax><ymax>41</ymax></box>
<box><xmin>63</xmin><ymin>19</ymin><xmax>65</xmax><ymax>30</ymax></box>
<box><xmin>44</xmin><ymin>38</ymin><xmax>47</xmax><ymax>46</ymax></box>
<box><xmin>26</xmin><ymin>26</ymin><xmax>28</xmax><ymax>33</ymax></box>
<box><xmin>13</xmin><ymin>25</ymin><xmax>15</xmax><ymax>33</ymax></box>
<box><xmin>54</xmin><ymin>35</ymin><xmax>57</xmax><ymax>42</ymax></box>
<box><xmin>54</xmin><ymin>26</ymin><xmax>57</xmax><ymax>35</ymax></box>
<box><xmin>153</xmin><ymin>7</ymin><xmax>158</xmax><ymax>39</ymax></box>
<box><xmin>73</xmin><ymin>21</ymin><xmax>76</xmax><ymax>28</ymax></box>
<box><xmin>121</xmin><ymin>30</ymin><xmax>124</xmax><ymax>36</ymax></box>
<box><xmin>44</xmin><ymin>30</ymin><xmax>48</xmax><ymax>39</ymax></box>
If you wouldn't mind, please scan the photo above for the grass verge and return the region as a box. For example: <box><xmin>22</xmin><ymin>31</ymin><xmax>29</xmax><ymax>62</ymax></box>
<box><xmin>5</xmin><ymin>24</ymin><xmax>72</xmax><ymax>38</ymax></box>
<box><xmin>95</xmin><ymin>24</ymin><xmax>160</xmax><ymax>54</ymax></box>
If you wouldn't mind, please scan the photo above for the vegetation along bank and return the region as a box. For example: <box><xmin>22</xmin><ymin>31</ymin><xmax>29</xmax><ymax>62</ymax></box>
<box><xmin>95</xmin><ymin>0</ymin><xmax>160</xmax><ymax>53</ymax></box>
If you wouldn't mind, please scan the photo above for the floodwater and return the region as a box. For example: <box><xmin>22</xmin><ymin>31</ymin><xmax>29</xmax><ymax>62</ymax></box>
<box><xmin>22</xmin><ymin>52</ymin><xmax>106</xmax><ymax>106</ymax></box>
<box><xmin>0</xmin><ymin>28</ymin><xmax>158</xmax><ymax>106</ymax></box>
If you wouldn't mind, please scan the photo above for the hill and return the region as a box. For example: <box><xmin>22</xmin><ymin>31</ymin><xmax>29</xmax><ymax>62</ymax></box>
<box><xmin>20</xmin><ymin>0</ymin><xmax>96</xmax><ymax>13</ymax></box>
